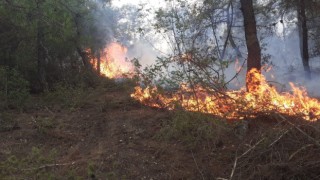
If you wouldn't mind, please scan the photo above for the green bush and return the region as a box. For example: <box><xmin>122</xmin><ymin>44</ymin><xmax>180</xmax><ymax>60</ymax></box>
<box><xmin>0</xmin><ymin>67</ymin><xmax>30</xmax><ymax>109</ymax></box>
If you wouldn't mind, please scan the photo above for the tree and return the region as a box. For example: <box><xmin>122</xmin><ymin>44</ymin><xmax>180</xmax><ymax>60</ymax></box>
<box><xmin>240</xmin><ymin>0</ymin><xmax>262</xmax><ymax>91</ymax></box>
<box><xmin>276</xmin><ymin>0</ymin><xmax>320</xmax><ymax>79</ymax></box>
<box><xmin>0</xmin><ymin>0</ymin><xmax>117</xmax><ymax>91</ymax></box>
<box><xmin>35</xmin><ymin>0</ymin><xmax>48</xmax><ymax>91</ymax></box>
<box><xmin>297</xmin><ymin>0</ymin><xmax>311</xmax><ymax>79</ymax></box>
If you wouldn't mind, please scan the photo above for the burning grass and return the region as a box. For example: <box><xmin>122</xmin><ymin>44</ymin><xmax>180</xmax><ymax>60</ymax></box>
<box><xmin>1</xmin><ymin>77</ymin><xmax>320</xmax><ymax>179</ymax></box>
<box><xmin>131</xmin><ymin>68</ymin><xmax>320</xmax><ymax>121</ymax></box>
<box><xmin>84</xmin><ymin>41</ymin><xmax>320</xmax><ymax>178</ymax></box>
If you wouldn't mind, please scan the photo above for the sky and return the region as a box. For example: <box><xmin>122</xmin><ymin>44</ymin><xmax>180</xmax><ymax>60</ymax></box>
<box><xmin>112</xmin><ymin>0</ymin><xmax>166</xmax><ymax>8</ymax></box>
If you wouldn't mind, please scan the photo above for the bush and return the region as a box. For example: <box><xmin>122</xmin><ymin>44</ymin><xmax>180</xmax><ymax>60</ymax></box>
<box><xmin>0</xmin><ymin>67</ymin><xmax>30</xmax><ymax>109</ymax></box>
<box><xmin>42</xmin><ymin>83</ymin><xmax>87</xmax><ymax>109</ymax></box>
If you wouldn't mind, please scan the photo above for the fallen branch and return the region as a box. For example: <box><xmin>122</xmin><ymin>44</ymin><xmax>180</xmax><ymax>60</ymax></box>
<box><xmin>289</xmin><ymin>144</ymin><xmax>314</xmax><ymax>161</ymax></box>
<box><xmin>191</xmin><ymin>150</ymin><xmax>205</xmax><ymax>180</ymax></box>
<box><xmin>278</xmin><ymin>114</ymin><xmax>320</xmax><ymax>147</ymax></box>
<box><xmin>22</xmin><ymin>161</ymin><xmax>78</xmax><ymax>171</ymax></box>
<box><xmin>229</xmin><ymin>138</ymin><xmax>265</xmax><ymax>180</ymax></box>
<box><xmin>268</xmin><ymin>129</ymin><xmax>290</xmax><ymax>148</ymax></box>
<box><xmin>45</xmin><ymin>106</ymin><xmax>55</xmax><ymax>115</ymax></box>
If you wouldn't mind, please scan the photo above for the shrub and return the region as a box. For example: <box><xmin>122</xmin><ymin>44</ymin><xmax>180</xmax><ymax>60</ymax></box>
<box><xmin>42</xmin><ymin>83</ymin><xmax>87</xmax><ymax>109</ymax></box>
<box><xmin>0</xmin><ymin>67</ymin><xmax>30</xmax><ymax>109</ymax></box>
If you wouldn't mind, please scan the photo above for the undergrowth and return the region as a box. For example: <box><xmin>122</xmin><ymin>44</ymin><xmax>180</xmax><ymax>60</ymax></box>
<box><xmin>0</xmin><ymin>67</ymin><xmax>30</xmax><ymax>110</ymax></box>
<box><xmin>225</xmin><ymin>115</ymin><xmax>320</xmax><ymax>180</ymax></box>
<box><xmin>41</xmin><ymin>84</ymin><xmax>88</xmax><ymax>109</ymax></box>
<box><xmin>157</xmin><ymin>110</ymin><xmax>231</xmax><ymax>150</ymax></box>
<box><xmin>0</xmin><ymin>112</ymin><xmax>19</xmax><ymax>132</ymax></box>
<box><xmin>0</xmin><ymin>147</ymin><xmax>59</xmax><ymax>179</ymax></box>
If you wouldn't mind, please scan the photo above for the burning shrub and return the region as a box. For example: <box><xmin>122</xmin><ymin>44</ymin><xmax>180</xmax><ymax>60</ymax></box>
<box><xmin>132</xmin><ymin>68</ymin><xmax>320</xmax><ymax>121</ymax></box>
<box><xmin>88</xmin><ymin>42</ymin><xmax>134</xmax><ymax>79</ymax></box>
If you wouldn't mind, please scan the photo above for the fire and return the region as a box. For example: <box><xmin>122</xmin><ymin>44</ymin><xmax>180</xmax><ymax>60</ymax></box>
<box><xmin>131</xmin><ymin>68</ymin><xmax>320</xmax><ymax>121</ymax></box>
<box><xmin>89</xmin><ymin>42</ymin><xmax>134</xmax><ymax>78</ymax></box>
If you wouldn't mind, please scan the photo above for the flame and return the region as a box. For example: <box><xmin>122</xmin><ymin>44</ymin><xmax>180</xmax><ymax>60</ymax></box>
<box><xmin>89</xmin><ymin>42</ymin><xmax>134</xmax><ymax>78</ymax></box>
<box><xmin>131</xmin><ymin>68</ymin><xmax>320</xmax><ymax>121</ymax></box>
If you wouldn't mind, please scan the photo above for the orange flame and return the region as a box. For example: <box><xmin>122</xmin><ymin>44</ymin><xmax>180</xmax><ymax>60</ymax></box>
<box><xmin>131</xmin><ymin>68</ymin><xmax>320</xmax><ymax>121</ymax></box>
<box><xmin>90</xmin><ymin>42</ymin><xmax>134</xmax><ymax>78</ymax></box>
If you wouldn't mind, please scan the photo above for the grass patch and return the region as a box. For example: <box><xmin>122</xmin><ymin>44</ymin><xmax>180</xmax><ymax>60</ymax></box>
<box><xmin>41</xmin><ymin>84</ymin><xmax>88</xmax><ymax>110</ymax></box>
<box><xmin>33</xmin><ymin>115</ymin><xmax>56</xmax><ymax>134</ymax></box>
<box><xmin>0</xmin><ymin>112</ymin><xmax>19</xmax><ymax>132</ymax></box>
<box><xmin>157</xmin><ymin>110</ymin><xmax>231</xmax><ymax>150</ymax></box>
<box><xmin>0</xmin><ymin>147</ymin><xmax>85</xmax><ymax>179</ymax></box>
<box><xmin>0</xmin><ymin>147</ymin><xmax>57</xmax><ymax>179</ymax></box>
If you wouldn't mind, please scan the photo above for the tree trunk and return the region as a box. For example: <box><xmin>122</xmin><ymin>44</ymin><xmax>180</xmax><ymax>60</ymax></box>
<box><xmin>36</xmin><ymin>0</ymin><xmax>47</xmax><ymax>92</ymax></box>
<box><xmin>74</xmin><ymin>14</ymin><xmax>91</xmax><ymax>69</ymax></box>
<box><xmin>76</xmin><ymin>47</ymin><xmax>90</xmax><ymax>68</ymax></box>
<box><xmin>240</xmin><ymin>0</ymin><xmax>261</xmax><ymax>91</ymax></box>
<box><xmin>97</xmin><ymin>49</ymin><xmax>101</xmax><ymax>75</ymax></box>
<box><xmin>297</xmin><ymin>0</ymin><xmax>312</xmax><ymax>79</ymax></box>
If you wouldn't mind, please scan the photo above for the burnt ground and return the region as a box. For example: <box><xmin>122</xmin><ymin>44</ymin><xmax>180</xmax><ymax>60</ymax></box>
<box><xmin>1</xmin><ymin>81</ymin><xmax>320</xmax><ymax>179</ymax></box>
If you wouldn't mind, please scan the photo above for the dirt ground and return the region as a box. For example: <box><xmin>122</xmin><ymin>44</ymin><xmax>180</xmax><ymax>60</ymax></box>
<box><xmin>1</xmin><ymin>83</ymin><xmax>320</xmax><ymax>179</ymax></box>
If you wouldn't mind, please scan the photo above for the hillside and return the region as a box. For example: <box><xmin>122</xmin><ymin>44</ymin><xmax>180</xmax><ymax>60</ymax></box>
<box><xmin>1</xmin><ymin>80</ymin><xmax>320</xmax><ymax>179</ymax></box>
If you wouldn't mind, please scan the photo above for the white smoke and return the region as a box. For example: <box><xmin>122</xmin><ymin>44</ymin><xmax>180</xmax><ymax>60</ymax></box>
<box><xmin>107</xmin><ymin>0</ymin><xmax>320</xmax><ymax>97</ymax></box>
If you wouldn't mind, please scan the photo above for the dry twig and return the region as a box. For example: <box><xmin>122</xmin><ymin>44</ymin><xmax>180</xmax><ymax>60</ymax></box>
<box><xmin>229</xmin><ymin>138</ymin><xmax>265</xmax><ymax>180</ymax></box>
<box><xmin>268</xmin><ymin>129</ymin><xmax>290</xmax><ymax>148</ymax></box>
<box><xmin>22</xmin><ymin>161</ymin><xmax>77</xmax><ymax>171</ymax></box>
<box><xmin>278</xmin><ymin>114</ymin><xmax>320</xmax><ymax>147</ymax></box>
<box><xmin>191</xmin><ymin>150</ymin><xmax>205</xmax><ymax>180</ymax></box>
<box><xmin>289</xmin><ymin>144</ymin><xmax>314</xmax><ymax>161</ymax></box>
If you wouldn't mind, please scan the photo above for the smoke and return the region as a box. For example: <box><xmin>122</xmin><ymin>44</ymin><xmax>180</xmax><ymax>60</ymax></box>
<box><xmin>127</xmin><ymin>40</ymin><xmax>159</xmax><ymax>67</ymax></box>
<box><xmin>93</xmin><ymin>0</ymin><xmax>320</xmax><ymax>97</ymax></box>
<box><xmin>222</xmin><ymin>17</ymin><xmax>320</xmax><ymax>97</ymax></box>
<box><xmin>109</xmin><ymin>0</ymin><xmax>168</xmax><ymax>68</ymax></box>
<box><xmin>264</xmin><ymin>26</ymin><xmax>320</xmax><ymax>97</ymax></box>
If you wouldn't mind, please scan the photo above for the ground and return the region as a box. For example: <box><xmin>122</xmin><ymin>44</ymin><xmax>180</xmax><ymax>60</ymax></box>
<box><xmin>1</xmin><ymin>80</ymin><xmax>320</xmax><ymax>179</ymax></box>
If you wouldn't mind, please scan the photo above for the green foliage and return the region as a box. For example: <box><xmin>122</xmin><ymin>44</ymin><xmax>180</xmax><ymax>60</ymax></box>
<box><xmin>0</xmin><ymin>0</ymin><xmax>118</xmax><ymax>91</ymax></box>
<box><xmin>0</xmin><ymin>67</ymin><xmax>30</xmax><ymax>109</ymax></box>
<box><xmin>33</xmin><ymin>116</ymin><xmax>56</xmax><ymax>134</ymax></box>
<box><xmin>87</xmin><ymin>162</ymin><xmax>96</xmax><ymax>179</ymax></box>
<box><xmin>138</xmin><ymin>0</ymin><xmax>236</xmax><ymax>92</ymax></box>
<box><xmin>42</xmin><ymin>84</ymin><xmax>87</xmax><ymax>109</ymax></box>
<box><xmin>0</xmin><ymin>112</ymin><xmax>19</xmax><ymax>132</ymax></box>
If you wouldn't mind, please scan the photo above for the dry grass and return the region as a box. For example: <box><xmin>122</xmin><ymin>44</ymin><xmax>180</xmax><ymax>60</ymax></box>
<box><xmin>1</xmin><ymin>79</ymin><xmax>320</xmax><ymax>179</ymax></box>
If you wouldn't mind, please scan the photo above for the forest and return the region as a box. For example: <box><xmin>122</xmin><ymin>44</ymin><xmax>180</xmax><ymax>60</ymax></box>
<box><xmin>1</xmin><ymin>0</ymin><xmax>320</xmax><ymax>179</ymax></box>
